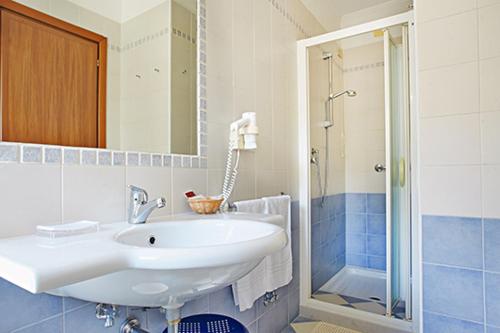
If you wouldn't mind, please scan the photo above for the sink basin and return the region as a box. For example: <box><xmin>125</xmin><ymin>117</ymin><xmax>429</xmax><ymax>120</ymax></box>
<box><xmin>0</xmin><ymin>213</ymin><xmax>287</xmax><ymax>308</ymax></box>
<box><xmin>115</xmin><ymin>218</ymin><xmax>278</xmax><ymax>248</ymax></box>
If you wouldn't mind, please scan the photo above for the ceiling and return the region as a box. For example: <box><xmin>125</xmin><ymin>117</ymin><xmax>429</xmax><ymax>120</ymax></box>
<box><xmin>300</xmin><ymin>0</ymin><xmax>410</xmax><ymax>32</ymax></box>
<box><xmin>68</xmin><ymin>0</ymin><xmax>168</xmax><ymax>23</ymax></box>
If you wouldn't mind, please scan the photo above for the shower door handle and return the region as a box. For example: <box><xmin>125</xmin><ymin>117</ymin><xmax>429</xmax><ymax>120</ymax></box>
<box><xmin>374</xmin><ymin>164</ymin><xmax>386</xmax><ymax>173</ymax></box>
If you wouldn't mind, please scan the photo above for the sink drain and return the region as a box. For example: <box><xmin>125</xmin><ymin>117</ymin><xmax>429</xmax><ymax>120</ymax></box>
<box><xmin>148</xmin><ymin>235</ymin><xmax>156</xmax><ymax>246</ymax></box>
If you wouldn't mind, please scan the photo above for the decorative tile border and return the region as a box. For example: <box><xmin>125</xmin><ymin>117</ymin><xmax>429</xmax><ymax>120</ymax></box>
<box><xmin>268</xmin><ymin>0</ymin><xmax>310</xmax><ymax>37</ymax></box>
<box><xmin>172</xmin><ymin>26</ymin><xmax>196</xmax><ymax>44</ymax></box>
<box><xmin>344</xmin><ymin>61</ymin><xmax>385</xmax><ymax>73</ymax></box>
<box><xmin>0</xmin><ymin>142</ymin><xmax>206</xmax><ymax>169</ymax></box>
<box><xmin>0</xmin><ymin>1</ymin><xmax>208</xmax><ymax>170</ymax></box>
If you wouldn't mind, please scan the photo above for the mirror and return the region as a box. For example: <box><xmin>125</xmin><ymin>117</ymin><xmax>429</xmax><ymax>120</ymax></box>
<box><xmin>2</xmin><ymin>0</ymin><xmax>199</xmax><ymax>155</ymax></box>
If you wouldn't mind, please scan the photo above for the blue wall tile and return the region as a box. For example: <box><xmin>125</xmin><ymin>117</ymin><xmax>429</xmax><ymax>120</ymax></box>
<box><xmin>310</xmin><ymin>194</ymin><xmax>346</xmax><ymax>292</ymax></box>
<box><xmin>367</xmin><ymin>235</ymin><xmax>386</xmax><ymax>257</ymax></box>
<box><xmin>247</xmin><ymin>321</ymin><xmax>257</xmax><ymax>333</ymax></box>
<box><xmin>346</xmin><ymin>253</ymin><xmax>367</xmax><ymax>267</ymax></box>
<box><xmin>0</xmin><ymin>279</ymin><xmax>63</xmax><ymax>332</ymax></box>
<box><xmin>367</xmin><ymin>194</ymin><xmax>386</xmax><ymax>214</ymax></box>
<box><xmin>65</xmin><ymin>303</ymin><xmax>119</xmax><ymax>333</ymax></box>
<box><xmin>312</xmin><ymin>245</ymin><xmax>321</xmax><ymax>276</ymax></box>
<box><xmin>484</xmin><ymin>219</ymin><xmax>500</xmax><ymax>273</ymax></box>
<box><xmin>485</xmin><ymin>273</ymin><xmax>500</xmax><ymax>327</ymax></box>
<box><xmin>344</xmin><ymin>193</ymin><xmax>386</xmax><ymax>270</ymax></box>
<box><xmin>335</xmin><ymin>214</ymin><xmax>346</xmax><ymax>236</ymax></box>
<box><xmin>423</xmin><ymin>215</ymin><xmax>483</xmax><ymax>269</ymax></box>
<box><xmin>320</xmin><ymin>221</ymin><xmax>334</xmax><ymax>245</ymax></box>
<box><xmin>487</xmin><ymin>326</ymin><xmax>500</xmax><ymax>333</ymax></box>
<box><xmin>423</xmin><ymin>311</ymin><xmax>484</xmax><ymax>333</ymax></box>
<box><xmin>423</xmin><ymin>264</ymin><xmax>484</xmax><ymax>323</ymax></box>
<box><xmin>10</xmin><ymin>316</ymin><xmax>63</xmax><ymax>333</ymax></box>
<box><xmin>147</xmin><ymin>308</ymin><xmax>169</xmax><ymax>332</ymax></box>
<box><xmin>367</xmin><ymin>255</ymin><xmax>386</xmax><ymax>271</ymax></box>
<box><xmin>333</xmin><ymin>193</ymin><xmax>346</xmax><ymax>216</ymax></box>
<box><xmin>334</xmin><ymin>233</ymin><xmax>345</xmax><ymax>256</ymax></box>
<box><xmin>346</xmin><ymin>214</ymin><xmax>366</xmax><ymax>234</ymax></box>
<box><xmin>209</xmin><ymin>286</ymin><xmax>238</xmax><ymax>317</ymax></box>
<box><xmin>312</xmin><ymin>223</ymin><xmax>321</xmax><ymax>247</ymax></box>
<box><xmin>347</xmin><ymin>233</ymin><xmax>366</xmax><ymax>254</ymax></box>
<box><xmin>181</xmin><ymin>295</ymin><xmax>209</xmax><ymax>318</ymax></box>
<box><xmin>346</xmin><ymin>193</ymin><xmax>367</xmax><ymax>213</ymax></box>
<box><xmin>367</xmin><ymin>214</ymin><xmax>386</xmax><ymax>235</ymax></box>
<box><xmin>288</xmin><ymin>288</ymin><xmax>300</xmax><ymax>323</ymax></box>
<box><xmin>257</xmin><ymin>295</ymin><xmax>289</xmax><ymax>333</ymax></box>
<box><xmin>63</xmin><ymin>297</ymin><xmax>88</xmax><ymax>312</ymax></box>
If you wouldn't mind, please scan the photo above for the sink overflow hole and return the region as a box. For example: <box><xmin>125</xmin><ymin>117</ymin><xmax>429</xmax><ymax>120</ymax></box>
<box><xmin>149</xmin><ymin>236</ymin><xmax>156</xmax><ymax>246</ymax></box>
<box><xmin>369</xmin><ymin>296</ymin><xmax>381</xmax><ymax>302</ymax></box>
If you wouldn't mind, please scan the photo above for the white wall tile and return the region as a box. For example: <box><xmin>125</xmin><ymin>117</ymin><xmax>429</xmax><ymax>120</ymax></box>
<box><xmin>480</xmin><ymin>111</ymin><xmax>500</xmax><ymax>164</ymax></box>
<box><xmin>480</xmin><ymin>56</ymin><xmax>500</xmax><ymax>112</ymax></box>
<box><xmin>207</xmin><ymin>123</ymin><xmax>229</xmax><ymax>169</ymax></box>
<box><xmin>207</xmin><ymin>169</ymin><xmax>224</xmax><ymax>198</ymax></box>
<box><xmin>0</xmin><ymin>164</ymin><xmax>61</xmax><ymax>238</ymax></box>
<box><xmin>256</xmin><ymin>170</ymin><xmax>287</xmax><ymax>198</ymax></box>
<box><xmin>418</xmin><ymin>0</ymin><xmax>476</xmax><ymax>22</ymax></box>
<box><xmin>13</xmin><ymin>0</ymin><xmax>49</xmax><ymax>12</ymax></box>
<box><xmin>482</xmin><ymin>165</ymin><xmax>500</xmax><ymax>218</ymax></box>
<box><xmin>231</xmin><ymin>168</ymin><xmax>257</xmax><ymax>202</ymax></box>
<box><xmin>479</xmin><ymin>4</ymin><xmax>500</xmax><ymax>59</ymax></box>
<box><xmin>125</xmin><ymin>167</ymin><xmax>172</xmax><ymax>218</ymax></box>
<box><xmin>419</xmin><ymin>62</ymin><xmax>479</xmax><ymax>117</ymax></box>
<box><xmin>478</xmin><ymin>0</ymin><xmax>500</xmax><ymax>8</ymax></box>
<box><xmin>420</xmin><ymin>114</ymin><xmax>481</xmax><ymax>165</ymax></box>
<box><xmin>171</xmin><ymin>168</ymin><xmax>207</xmax><ymax>214</ymax></box>
<box><xmin>418</xmin><ymin>11</ymin><xmax>478</xmax><ymax>70</ymax></box>
<box><xmin>421</xmin><ymin>166</ymin><xmax>482</xmax><ymax>217</ymax></box>
<box><xmin>63</xmin><ymin>166</ymin><xmax>126</xmax><ymax>223</ymax></box>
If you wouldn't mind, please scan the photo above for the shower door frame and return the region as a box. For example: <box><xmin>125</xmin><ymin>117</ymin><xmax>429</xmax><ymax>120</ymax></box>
<box><xmin>297</xmin><ymin>11</ymin><xmax>420</xmax><ymax>333</ymax></box>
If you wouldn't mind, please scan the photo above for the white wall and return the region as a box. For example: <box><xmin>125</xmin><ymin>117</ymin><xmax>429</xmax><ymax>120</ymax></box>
<box><xmin>417</xmin><ymin>0</ymin><xmax>500</xmax><ymax>219</ymax></box>
<box><xmin>343</xmin><ymin>41</ymin><xmax>386</xmax><ymax>193</ymax></box>
<box><xmin>308</xmin><ymin>43</ymin><xmax>346</xmax><ymax>198</ymax></box>
<box><xmin>341</xmin><ymin>0</ymin><xmax>411</xmax><ymax>28</ymax></box>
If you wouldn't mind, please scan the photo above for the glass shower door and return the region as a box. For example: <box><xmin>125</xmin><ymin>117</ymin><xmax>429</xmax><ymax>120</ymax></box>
<box><xmin>384</xmin><ymin>27</ymin><xmax>411</xmax><ymax>318</ymax></box>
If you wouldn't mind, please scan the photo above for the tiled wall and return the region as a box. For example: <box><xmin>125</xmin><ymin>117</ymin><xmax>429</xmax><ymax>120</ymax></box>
<box><xmin>0</xmin><ymin>201</ymin><xmax>300</xmax><ymax>333</ymax></box>
<box><xmin>308</xmin><ymin>43</ymin><xmax>346</xmax><ymax>198</ymax></box>
<box><xmin>310</xmin><ymin>192</ymin><xmax>386</xmax><ymax>292</ymax></box>
<box><xmin>311</xmin><ymin>194</ymin><xmax>346</xmax><ymax>292</ymax></box>
<box><xmin>422</xmin><ymin>215</ymin><xmax>500</xmax><ymax>332</ymax></box>
<box><xmin>417</xmin><ymin>0</ymin><xmax>500</xmax><ymax>331</ymax></box>
<box><xmin>345</xmin><ymin>193</ymin><xmax>386</xmax><ymax>271</ymax></box>
<box><xmin>343</xmin><ymin>42</ymin><xmax>386</xmax><ymax>194</ymax></box>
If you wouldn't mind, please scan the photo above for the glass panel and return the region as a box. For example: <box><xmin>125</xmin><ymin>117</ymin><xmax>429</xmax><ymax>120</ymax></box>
<box><xmin>389</xmin><ymin>33</ymin><xmax>402</xmax><ymax>307</ymax></box>
<box><xmin>386</xmin><ymin>25</ymin><xmax>411</xmax><ymax>319</ymax></box>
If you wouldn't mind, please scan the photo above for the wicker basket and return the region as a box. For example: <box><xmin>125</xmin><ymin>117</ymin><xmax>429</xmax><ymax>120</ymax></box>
<box><xmin>188</xmin><ymin>197</ymin><xmax>223</xmax><ymax>214</ymax></box>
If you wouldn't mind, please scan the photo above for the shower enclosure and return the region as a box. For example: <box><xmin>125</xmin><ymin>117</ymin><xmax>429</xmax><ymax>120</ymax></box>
<box><xmin>298</xmin><ymin>12</ymin><xmax>418</xmax><ymax>332</ymax></box>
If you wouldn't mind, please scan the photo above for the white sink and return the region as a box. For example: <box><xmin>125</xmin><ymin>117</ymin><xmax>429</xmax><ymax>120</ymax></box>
<box><xmin>0</xmin><ymin>213</ymin><xmax>287</xmax><ymax>309</ymax></box>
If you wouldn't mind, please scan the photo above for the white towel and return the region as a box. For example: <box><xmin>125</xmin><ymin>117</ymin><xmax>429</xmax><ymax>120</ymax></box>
<box><xmin>233</xmin><ymin>198</ymin><xmax>266</xmax><ymax>214</ymax></box>
<box><xmin>232</xmin><ymin>195</ymin><xmax>292</xmax><ymax>311</ymax></box>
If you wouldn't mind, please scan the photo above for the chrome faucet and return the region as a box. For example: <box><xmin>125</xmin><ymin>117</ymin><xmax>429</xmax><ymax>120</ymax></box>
<box><xmin>128</xmin><ymin>185</ymin><xmax>166</xmax><ymax>224</ymax></box>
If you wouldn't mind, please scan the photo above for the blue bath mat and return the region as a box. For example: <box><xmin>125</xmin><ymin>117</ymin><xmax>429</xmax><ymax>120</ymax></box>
<box><xmin>163</xmin><ymin>314</ymin><xmax>248</xmax><ymax>333</ymax></box>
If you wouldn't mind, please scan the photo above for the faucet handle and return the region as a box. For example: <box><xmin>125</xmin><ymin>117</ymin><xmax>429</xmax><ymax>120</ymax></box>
<box><xmin>128</xmin><ymin>185</ymin><xmax>148</xmax><ymax>204</ymax></box>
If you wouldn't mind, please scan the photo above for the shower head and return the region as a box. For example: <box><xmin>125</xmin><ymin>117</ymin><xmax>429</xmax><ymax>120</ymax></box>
<box><xmin>330</xmin><ymin>89</ymin><xmax>357</xmax><ymax>100</ymax></box>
